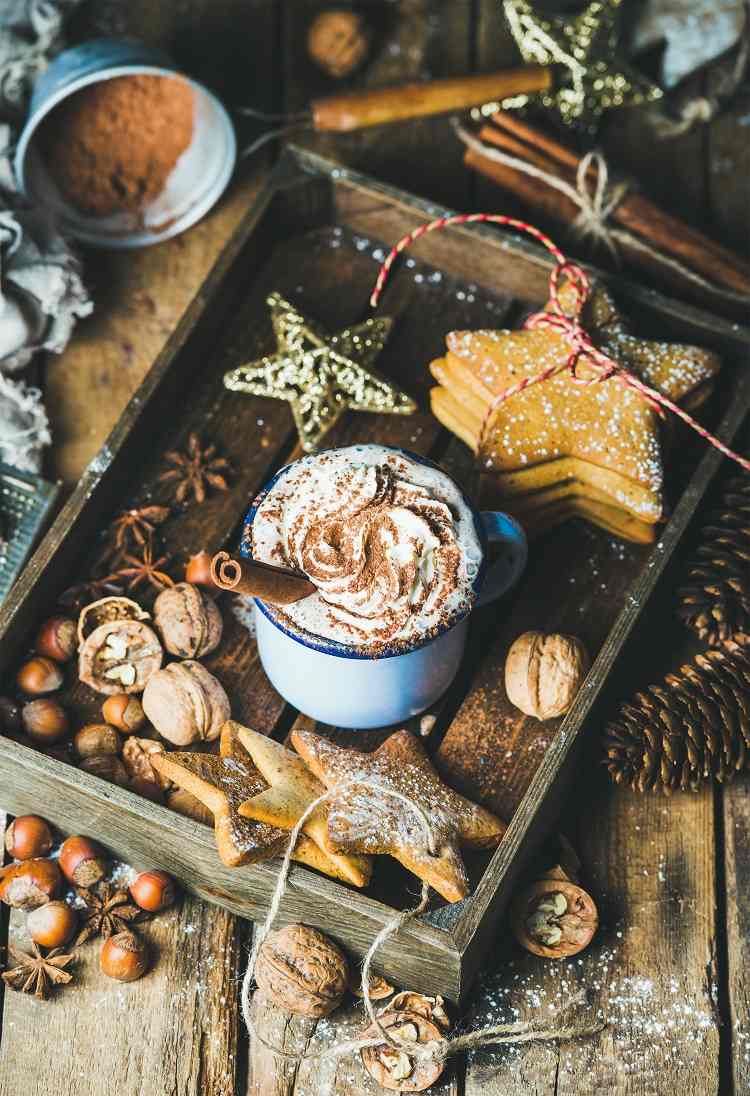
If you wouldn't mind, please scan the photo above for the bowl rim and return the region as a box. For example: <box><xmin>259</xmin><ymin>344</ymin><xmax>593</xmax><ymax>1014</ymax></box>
<box><xmin>15</xmin><ymin>62</ymin><xmax>237</xmax><ymax>250</ymax></box>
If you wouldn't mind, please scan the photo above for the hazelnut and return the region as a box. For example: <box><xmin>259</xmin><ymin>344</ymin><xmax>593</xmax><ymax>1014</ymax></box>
<box><xmin>27</xmin><ymin>899</ymin><xmax>78</xmax><ymax>948</ymax></box>
<box><xmin>35</xmin><ymin>616</ymin><xmax>77</xmax><ymax>662</ymax></box>
<box><xmin>129</xmin><ymin>869</ymin><xmax>176</xmax><ymax>912</ymax></box>
<box><xmin>142</xmin><ymin>660</ymin><xmax>230</xmax><ymax>746</ymax></box>
<box><xmin>79</xmin><ymin>754</ymin><xmax>129</xmax><ymax>786</ymax></box>
<box><xmin>153</xmin><ymin>582</ymin><xmax>223</xmax><ymax>659</ymax></box>
<box><xmin>4</xmin><ymin>815</ymin><xmax>54</xmax><ymax>860</ymax></box>
<box><xmin>100</xmin><ymin>931</ymin><xmax>149</xmax><ymax>982</ymax></box>
<box><xmin>307</xmin><ymin>9</ymin><xmax>370</xmax><ymax>79</ymax></box>
<box><xmin>0</xmin><ymin>858</ymin><xmax>61</xmax><ymax>909</ymax></box>
<box><xmin>102</xmin><ymin>693</ymin><xmax>146</xmax><ymax>734</ymax></box>
<box><xmin>73</xmin><ymin>723</ymin><xmax>121</xmax><ymax>759</ymax></box>
<box><xmin>166</xmin><ymin>787</ymin><xmax>213</xmax><ymax>826</ymax></box>
<box><xmin>59</xmin><ymin>835</ymin><xmax>109</xmax><ymax>886</ymax></box>
<box><xmin>22</xmin><ymin>699</ymin><xmax>69</xmax><ymax>745</ymax></box>
<box><xmin>505</xmin><ymin>631</ymin><xmax>590</xmax><ymax>720</ymax></box>
<box><xmin>361</xmin><ymin>1010</ymin><xmax>446</xmax><ymax>1092</ymax></box>
<box><xmin>0</xmin><ymin>695</ymin><xmax>22</xmax><ymax>734</ymax></box>
<box><xmin>16</xmin><ymin>656</ymin><xmax>64</xmax><ymax>696</ymax></box>
<box><xmin>185</xmin><ymin>550</ymin><xmax>219</xmax><ymax>592</ymax></box>
<box><xmin>255</xmin><ymin>924</ymin><xmax>348</xmax><ymax>1018</ymax></box>
<box><xmin>510</xmin><ymin>878</ymin><xmax>598</xmax><ymax>959</ymax></box>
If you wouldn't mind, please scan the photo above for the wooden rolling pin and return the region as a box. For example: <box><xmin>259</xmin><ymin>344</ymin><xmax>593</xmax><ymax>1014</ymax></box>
<box><xmin>310</xmin><ymin>65</ymin><xmax>551</xmax><ymax>132</ymax></box>
<box><xmin>210</xmin><ymin>551</ymin><xmax>316</xmax><ymax>606</ymax></box>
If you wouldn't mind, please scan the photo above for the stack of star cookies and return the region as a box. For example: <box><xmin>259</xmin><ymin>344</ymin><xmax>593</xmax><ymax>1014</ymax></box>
<box><xmin>152</xmin><ymin>721</ymin><xmax>506</xmax><ymax>903</ymax></box>
<box><xmin>429</xmin><ymin>281</ymin><xmax>722</xmax><ymax>543</ymax></box>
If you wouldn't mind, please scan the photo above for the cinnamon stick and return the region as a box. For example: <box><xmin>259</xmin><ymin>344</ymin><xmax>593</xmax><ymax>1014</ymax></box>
<box><xmin>210</xmin><ymin>552</ymin><xmax>316</xmax><ymax>606</ymax></box>
<box><xmin>483</xmin><ymin>112</ymin><xmax>750</xmax><ymax>297</ymax></box>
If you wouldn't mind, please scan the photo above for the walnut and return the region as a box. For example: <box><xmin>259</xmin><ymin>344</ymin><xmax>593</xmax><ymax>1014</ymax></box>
<box><xmin>385</xmin><ymin>992</ymin><xmax>450</xmax><ymax>1032</ymax></box>
<box><xmin>122</xmin><ymin>737</ymin><xmax>170</xmax><ymax>799</ymax></box>
<box><xmin>153</xmin><ymin>582</ymin><xmax>223</xmax><ymax>659</ymax></box>
<box><xmin>361</xmin><ymin>1010</ymin><xmax>446</xmax><ymax>1092</ymax></box>
<box><xmin>307</xmin><ymin>9</ymin><xmax>370</xmax><ymax>78</ymax></box>
<box><xmin>504</xmin><ymin>631</ymin><xmax>590</xmax><ymax>720</ymax></box>
<box><xmin>255</xmin><ymin>924</ymin><xmax>348</xmax><ymax>1018</ymax></box>
<box><xmin>78</xmin><ymin>618</ymin><xmax>163</xmax><ymax>696</ymax></box>
<box><xmin>77</xmin><ymin>596</ymin><xmax>150</xmax><ymax>643</ymax></box>
<box><xmin>142</xmin><ymin>660</ymin><xmax>230</xmax><ymax>745</ymax></box>
<box><xmin>510</xmin><ymin>878</ymin><xmax>598</xmax><ymax>959</ymax></box>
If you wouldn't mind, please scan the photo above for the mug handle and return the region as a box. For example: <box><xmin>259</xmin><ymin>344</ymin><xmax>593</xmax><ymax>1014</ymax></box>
<box><xmin>475</xmin><ymin>512</ymin><xmax>527</xmax><ymax>608</ymax></box>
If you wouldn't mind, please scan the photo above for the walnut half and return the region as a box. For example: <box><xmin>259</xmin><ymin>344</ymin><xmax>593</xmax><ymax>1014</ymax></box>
<box><xmin>361</xmin><ymin>1009</ymin><xmax>446</xmax><ymax>1092</ymax></box>
<box><xmin>78</xmin><ymin>618</ymin><xmax>163</xmax><ymax>696</ymax></box>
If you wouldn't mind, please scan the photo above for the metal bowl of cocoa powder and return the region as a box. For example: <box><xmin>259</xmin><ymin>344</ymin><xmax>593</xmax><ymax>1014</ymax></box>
<box><xmin>15</xmin><ymin>39</ymin><xmax>236</xmax><ymax>248</ymax></box>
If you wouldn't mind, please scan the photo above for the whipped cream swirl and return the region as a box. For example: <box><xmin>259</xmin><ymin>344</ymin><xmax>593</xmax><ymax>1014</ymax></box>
<box><xmin>250</xmin><ymin>446</ymin><xmax>483</xmax><ymax>653</ymax></box>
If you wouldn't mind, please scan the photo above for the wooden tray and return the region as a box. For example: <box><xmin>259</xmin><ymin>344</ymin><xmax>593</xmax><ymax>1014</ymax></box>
<box><xmin>0</xmin><ymin>147</ymin><xmax>748</xmax><ymax>1003</ymax></box>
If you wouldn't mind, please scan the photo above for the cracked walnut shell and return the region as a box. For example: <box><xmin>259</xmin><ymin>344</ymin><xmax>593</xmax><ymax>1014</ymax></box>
<box><xmin>361</xmin><ymin>1010</ymin><xmax>446</xmax><ymax>1092</ymax></box>
<box><xmin>510</xmin><ymin>878</ymin><xmax>598</xmax><ymax>959</ymax></box>
<box><xmin>142</xmin><ymin>660</ymin><xmax>230</xmax><ymax>745</ymax></box>
<box><xmin>255</xmin><ymin>924</ymin><xmax>348</xmax><ymax>1018</ymax></box>
<box><xmin>505</xmin><ymin>631</ymin><xmax>590</xmax><ymax>720</ymax></box>
<box><xmin>78</xmin><ymin>618</ymin><xmax>163</xmax><ymax>696</ymax></box>
<box><xmin>153</xmin><ymin>582</ymin><xmax>222</xmax><ymax>659</ymax></box>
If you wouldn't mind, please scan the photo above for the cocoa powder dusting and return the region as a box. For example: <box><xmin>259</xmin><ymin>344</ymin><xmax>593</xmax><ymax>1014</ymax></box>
<box><xmin>40</xmin><ymin>75</ymin><xmax>194</xmax><ymax>217</ymax></box>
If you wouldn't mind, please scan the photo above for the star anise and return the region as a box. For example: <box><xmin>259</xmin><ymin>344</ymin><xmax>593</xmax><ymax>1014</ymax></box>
<box><xmin>109</xmin><ymin>506</ymin><xmax>171</xmax><ymax>551</ymax></box>
<box><xmin>111</xmin><ymin>543</ymin><xmax>175</xmax><ymax>595</ymax></box>
<box><xmin>158</xmin><ymin>432</ymin><xmax>231</xmax><ymax>505</ymax></box>
<box><xmin>59</xmin><ymin>575</ymin><xmax>125</xmax><ymax>614</ymax></box>
<box><xmin>2</xmin><ymin>943</ymin><xmax>75</xmax><ymax>999</ymax></box>
<box><xmin>75</xmin><ymin>884</ymin><xmax>147</xmax><ymax>945</ymax></box>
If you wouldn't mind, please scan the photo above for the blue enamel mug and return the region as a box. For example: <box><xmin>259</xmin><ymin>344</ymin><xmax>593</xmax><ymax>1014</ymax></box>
<box><xmin>243</xmin><ymin>447</ymin><xmax>527</xmax><ymax>728</ymax></box>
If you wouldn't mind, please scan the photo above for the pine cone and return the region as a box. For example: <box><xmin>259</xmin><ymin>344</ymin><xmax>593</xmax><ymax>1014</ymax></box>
<box><xmin>603</xmin><ymin>635</ymin><xmax>750</xmax><ymax>793</ymax></box>
<box><xmin>677</xmin><ymin>474</ymin><xmax>750</xmax><ymax>645</ymax></box>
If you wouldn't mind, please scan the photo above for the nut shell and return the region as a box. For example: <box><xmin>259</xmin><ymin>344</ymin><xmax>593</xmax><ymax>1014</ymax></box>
<box><xmin>79</xmin><ymin>753</ymin><xmax>129</xmax><ymax>786</ymax></box>
<box><xmin>505</xmin><ymin>631</ymin><xmax>590</xmax><ymax>720</ymax></box>
<box><xmin>307</xmin><ymin>9</ymin><xmax>370</xmax><ymax>78</ymax></box>
<box><xmin>153</xmin><ymin>582</ymin><xmax>223</xmax><ymax>659</ymax></box>
<box><xmin>129</xmin><ymin>869</ymin><xmax>176</xmax><ymax>912</ymax></box>
<box><xmin>22</xmin><ymin>698</ymin><xmax>69</xmax><ymax>744</ymax></box>
<box><xmin>102</xmin><ymin>693</ymin><xmax>146</xmax><ymax>734</ymax></box>
<box><xmin>36</xmin><ymin>617</ymin><xmax>77</xmax><ymax>662</ymax></box>
<box><xmin>100</xmin><ymin>931</ymin><xmax>149</xmax><ymax>982</ymax></box>
<box><xmin>361</xmin><ymin>1010</ymin><xmax>446</xmax><ymax>1092</ymax></box>
<box><xmin>27</xmin><ymin>899</ymin><xmax>78</xmax><ymax>948</ymax></box>
<box><xmin>79</xmin><ymin>618</ymin><xmax>163</xmax><ymax>695</ymax></box>
<box><xmin>59</xmin><ymin>835</ymin><xmax>108</xmax><ymax>886</ymax></box>
<box><xmin>73</xmin><ymin>723</ymin><xmax>121</xmax><ymax>759</ymax></box>
<box><xmin>4</xmin><ymin>815</ymin><xmax>54</xmax><ymax>860</ymax></box>
<box><xmin>510</xmin><ymin>878</ymin><xmax>598</xmax><ymax>959</ymax></box>
<box><xmin>77</xmin><ymin>596</ymin><xmax>150</xmax><ymax>643</ymax></box>
<box><xmin>255</xmin><ymin>924</ymin><xmax>348</xmax><ymax>1018</ymax></box>
<box><xmin>0</xmin><ymin>858</ymin><xmax>62</xmax><ymax>909</ymax></box>
<box><xmin>166</xmin><ymin>787</ymin><xmax>213</xmax><ymax>826</ymax></box>
<box><xmin>16</xmin><ymin>656</ymin><xmax>64</xmax><ymax>696</ymax></box>
<box><xmin>142</xmin><ymin>660</ymin><xmax>230</xmax><ymax>746</ymax></box>
<box><xmin>122</xmin><ymin>736</ymin><xmax>169</xmax><ymax>797</ymax></box>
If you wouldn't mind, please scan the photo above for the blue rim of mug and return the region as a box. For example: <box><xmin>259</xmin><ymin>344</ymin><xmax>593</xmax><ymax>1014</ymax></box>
<box><xmin>240</xmin><ymin>445</ymin><xmax>489</xmax><ymax>661</ymax></box>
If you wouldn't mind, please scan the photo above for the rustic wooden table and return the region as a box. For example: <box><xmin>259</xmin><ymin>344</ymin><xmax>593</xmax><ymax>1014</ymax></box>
<box><xmin>1</xmin><ymin>3</ymin><xmax>748</xmax><ymax>1094</ymax></box>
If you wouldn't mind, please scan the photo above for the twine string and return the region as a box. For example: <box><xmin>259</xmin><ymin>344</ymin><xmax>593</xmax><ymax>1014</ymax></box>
<box><xmin>240</xmin><ymin>779</ymin><xmax>602</xmax><ymax>1066</ymax></box>
<box><xmin>368</xmin><ymin>212</ymin><xmax>750</xmax><ymax>474</ymax></box>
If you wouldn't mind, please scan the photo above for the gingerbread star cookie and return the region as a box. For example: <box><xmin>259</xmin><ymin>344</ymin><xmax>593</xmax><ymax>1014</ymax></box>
<box><xmin>290</xmin><ymin>727</ymin><xmax>506</xmax><ymax>902</ymax></box>
<box><xmin>151</xmin><ymin>724</ymin><xmax>354</xmax><ymax>880</ymax></box>
<box><xmin>235</xmin><ymin>724</ymin><xmax>372</xmax><ymax>888</ymax></box>
<box><xmin>429</xmin><ymin>280</ymin><xmax>721</xmax><ymax>526</ymax></box>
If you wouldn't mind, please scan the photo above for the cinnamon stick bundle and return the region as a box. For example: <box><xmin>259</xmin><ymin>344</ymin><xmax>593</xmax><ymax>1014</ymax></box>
<box><xmin>463</xmin><ymin>112</ymin><xmax>750</xmax><ymax>314</ymax></box>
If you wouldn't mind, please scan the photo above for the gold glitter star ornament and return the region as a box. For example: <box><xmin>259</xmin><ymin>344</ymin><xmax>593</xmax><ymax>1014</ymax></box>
<box><xmin>493</xmin><ymin>0</ymin><xmax>662</xmax><ymax>131</ymax></box>
<box><xmin>223</xmin><ymin>293</ymin><xmax>415</xmax><ymax>452</ymax></box>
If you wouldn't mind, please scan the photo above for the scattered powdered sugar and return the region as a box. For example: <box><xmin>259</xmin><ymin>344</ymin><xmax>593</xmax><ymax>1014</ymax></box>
<box><xmin>231</xmin><ymin>594</ymin><xmax>257</xmax><ymax>638</ymax></box>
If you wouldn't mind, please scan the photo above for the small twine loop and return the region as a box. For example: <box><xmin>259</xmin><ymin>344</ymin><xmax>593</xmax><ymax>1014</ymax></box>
<box><xmin>368</xmin><ymin>211</ymin><xmax>750</xmax><ymax>475</ymax></box>
<box><xmin>240</xmin><ymin>779</ymin><xmax>603</xmax><ymax>1067</ymax></box>
<box><xmin>571</xmin><ymin>150</ymin><xmax>629</xmax><ymax>259</ymax></box>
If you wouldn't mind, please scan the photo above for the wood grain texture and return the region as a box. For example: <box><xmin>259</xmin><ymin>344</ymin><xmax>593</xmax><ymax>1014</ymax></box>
<box><xmin>723</xmin><ymin>781</ymin><xmax>750</xmax><ymax>1096</ymax></box>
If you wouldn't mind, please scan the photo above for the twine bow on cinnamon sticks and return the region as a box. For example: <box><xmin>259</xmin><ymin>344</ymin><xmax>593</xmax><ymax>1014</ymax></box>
<box><xmin>457</xmin><ymin>112</ymin><xmax>750</xmax><ymax>313</ymax></box>
<box><xmin>369</xmin><ymin>213</ymin><xmax>750</xmax><ymax>475</ymax></box>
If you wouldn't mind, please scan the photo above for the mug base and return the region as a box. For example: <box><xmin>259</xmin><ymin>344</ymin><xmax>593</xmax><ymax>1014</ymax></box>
<box><xmin>254</xmin><ymin>606</ymin><xmax>467</xmax><ymax>729</ymax></box>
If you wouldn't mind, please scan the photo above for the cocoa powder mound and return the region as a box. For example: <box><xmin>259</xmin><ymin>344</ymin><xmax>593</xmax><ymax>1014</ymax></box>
<box><xmin>40</xmin><ymin>74</ymin><xmax>194</xmax><ymax>217</ymax></box>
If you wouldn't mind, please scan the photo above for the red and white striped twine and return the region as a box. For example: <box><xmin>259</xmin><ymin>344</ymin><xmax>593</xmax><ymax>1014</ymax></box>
<box><xmin>369</xmin><ymin>213</ymin><xmax>750</xmax><ymax>473</ymax></box>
